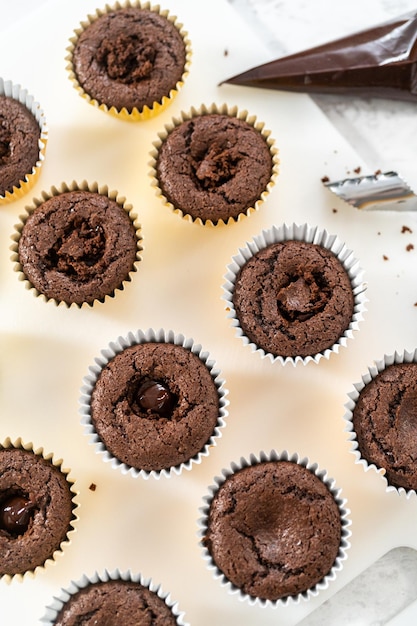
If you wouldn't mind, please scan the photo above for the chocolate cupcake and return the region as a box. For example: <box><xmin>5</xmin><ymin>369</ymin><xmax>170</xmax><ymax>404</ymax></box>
<box><xmin>42</xmin><ymin>569</ymin><xmax>187</xmax><ymax>625</ymax></box>
<box><xmin>0</xmin><ymin>78</ymin><xmax>47</xmax><ymax>204</ymax></box>
<box><xmin>0</xmin><ymin>438</ymin><xmax>78</xmax><ymax>581</ymax></box>
<box><xmin>66</xmin><ymin>1</ymin><xmax>191</xmax><ymax>121</ymax></box>
<box><xmin>149</xmin><ymin>103</ymin><xmax>279</xmax><ymax>225</ymax></box>
<box><xmin>11</xmin><ymin>181</ymin><xmax>142</xmax><ymax>307</ymax></box>
<box><xmin>199</xmin><ymin>450</ymin><xmax>350</xmax><ymax>606</ymax></box>
<box><xmin>223</xmin><ymin>222</ymin><xmax>366</xmax><ymax>365</ymax></box>
<box><xmin>80</xmin><ymin>328</ymin><xmax>228</xmax><ymax>478</ymax></box>
<box><xmin>345</xmin><ymin>349</ymin><xmax>417</xmax><ymax>496</ymax></box>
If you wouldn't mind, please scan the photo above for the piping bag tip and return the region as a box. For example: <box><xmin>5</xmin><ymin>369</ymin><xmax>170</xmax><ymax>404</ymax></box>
<box><xmin>323</xmin><ymin>171</ymin><xmax>417</xmax><ymax>211</ymax></box>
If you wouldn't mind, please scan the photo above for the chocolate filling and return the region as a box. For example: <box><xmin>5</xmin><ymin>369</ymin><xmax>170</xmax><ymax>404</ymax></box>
<box><xmin>277</xmin><ymin>271</ymin><xmax>331</xmax><ymax>322</ymax></box>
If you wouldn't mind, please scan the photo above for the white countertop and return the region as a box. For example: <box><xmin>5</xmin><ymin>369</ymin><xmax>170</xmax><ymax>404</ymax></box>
<box><xmin>2</xmin><ymin>1</ymin><xmax>417</xmax><ymax>625</ymax></box>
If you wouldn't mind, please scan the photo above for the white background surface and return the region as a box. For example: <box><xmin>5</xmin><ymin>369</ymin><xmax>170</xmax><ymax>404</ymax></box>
<box><xmin>2</xmin><ymin>1</ymin><xmax>417</xmax><ymax>625</ymax></box>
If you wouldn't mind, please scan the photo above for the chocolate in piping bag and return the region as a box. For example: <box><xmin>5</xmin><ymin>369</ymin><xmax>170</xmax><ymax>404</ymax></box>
<box><xmin>221</xmin><ymin>12</ymin><xmax>417</xmax><ymax>101</ymax></box>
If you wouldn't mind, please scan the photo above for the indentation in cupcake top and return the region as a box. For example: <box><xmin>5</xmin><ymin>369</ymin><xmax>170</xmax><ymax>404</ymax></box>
<box><xmin>96</xmin><ymin>33</ymin><xmax>157</xmax><ymax>83</ymax></box>
<box><xmin>132</xmin><ymin>378</ymin><xmax>178</xmax><ymax>419</ymax></box>
<box><xmin>46</xmin><ymin>214</ymin><xmax>106</xmax><ymax>279</ymax></box>
<box><xmin>277</xmin><ymin>270</ymin><xmax>331</xmax><ymax>322</ymax></box>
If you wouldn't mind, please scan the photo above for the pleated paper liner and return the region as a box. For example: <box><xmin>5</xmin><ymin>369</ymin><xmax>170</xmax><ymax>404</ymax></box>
<box><xmin>149</xmin><ymin>102</ymin><xmax>279</xmax><ymax>226</ymax></box>
<box><xmin>41</xmin><ymin>568</ymin><xmax>188</xmax><ymax>625</ymax></box>
<box><xmin>344</xmin><ymin>348</ymin><xmax>417</xmax><ymax>499</ymax></box>
<box><xmin>0</xmin><ymin>78</ymin><xmax>47</xmax><ymax>205</ymax></box>
<box><xmin>80</xmin><ymin>328</ymin><xmax>229</xmax><ymax>479</ymax></box>
<box><xmin>11</xmin><ymin>180</ymin><xmax>142</xmax><ymax>308</ymax></box>
<box><xmin>66</xmin><ymin>1</ymin><xmax>192</xmax><ymax>121</ymax></box>
<box><xmin>0</xmin><ymin>437</ymin><xmax>79</xmax><ymax>583</ymax></box>
<box><xmin>198</xmin><ymin>449</ymin><xmax>351</xmax><ymax>608</ymax></box>
<box><xmin>223</xmin><ymin>222</ymin><xmax>367</xmax><ymax>365</ymax></box>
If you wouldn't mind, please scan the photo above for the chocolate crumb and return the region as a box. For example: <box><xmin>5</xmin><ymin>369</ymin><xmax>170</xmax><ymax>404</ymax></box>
<box><xmin>406</xmin><ymin>243</ymin><xmax>414</xmax><ymax>251</ymax></box>
<box><xmin>383</xmin><ymin>255</ymin><xmax>389</xmax><ymax>261</ymax></box>
<box><xmin>321</xmin><ymin>175</ymin><xmax>329</xmax><ymax>183</ymax></box>
<box><xmin>224</xmin><ymin>49</ymin><xmax>228</xmax><ymax>57</ymax></box>
<box><xmin>402</xmin><ymin>225</ymin><xmax>412</xmax><ymax>234</ymax></box>
<box><xmin>354</xmin><ymin>166</ymin><xmax>361</xmax><ymax>174</ymax></box>
<box><xmin>374</xmin><ymin>169</ymin><xmax>382</xmax><ymax>176</ymax></box>
<box><xmin>89</xmin><ymin>483</ymin><xmax>97</xmax><ymax>491</ymax></box>
<box><xmin>332</xmin><ymin>208</ymin><xmax>337</xmax><ymax>213</ymax></box>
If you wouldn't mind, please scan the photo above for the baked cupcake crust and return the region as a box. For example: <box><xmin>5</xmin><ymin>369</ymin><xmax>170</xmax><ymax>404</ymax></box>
<box><xmin>156</xmin><ymin>113</ymin><xmax>273</xmax><ymax>223</ymax></box>
<box><xmin>53</xmin><ymin>580</ymin><xmax>178</xmax><ymax>625</ymax></box>
<box><xmin>90</xmin><ymin>342</ymin><xmax>220</xmax><ymax>472</ymax></box>
<box><xmin>17</xmin><ymin>190</ymin><xmax>138</xmax><ymax>306</ymax></box>
<box><xmin>72</xmin><ymin>7</ymin><xmax>187</xmax><ymax>112</ymax></box>
<box><xmin>352</xmin><ymin>362</ymin><xmax>417</xmax><ymax>491</ymax></box>
<box><xmin>0</xmin><ymin>95</ymin><xmax>41</xmax><ymax>197</ymax></box>
<box><xmin>0</xmin><ymin>448</ymin><xmax>74</xmax><ymax>576</ymax></box>
<box><xmin>232</xmin><ymin>240</ymin><xmax>354</xmax><ymax>358</ymax></box>
<box><xmin>203</xmin><ymin>460</ymin><xmax>341</xmax><ymax>601</ymax></box>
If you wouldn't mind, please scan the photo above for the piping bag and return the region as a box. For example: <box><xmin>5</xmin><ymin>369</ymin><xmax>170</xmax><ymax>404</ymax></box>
<box><xmin>220</xmin><ymin>11</ymin><xmax>417</xmax><ymax>102</ymax></box>
<box><xmin>221</xmin><ymin>11</ymin><xmax>417</xmax><ymax>210</ymax></box>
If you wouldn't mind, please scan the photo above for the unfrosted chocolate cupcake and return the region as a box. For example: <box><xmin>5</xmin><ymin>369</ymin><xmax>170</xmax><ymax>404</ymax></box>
<box><xmin>0</xmin><ymin>441</ymin><xmax>77</xmax><ymax>579</ymax></box>
<box><xmin>200</xmin><ymin>451</ymin><xmax>350</xmax><ymax>605</ymax></box>
<box><xmin>346</xmin><ymin>352</ymin><xmax>417</xmax><ymax>494</ymax></box>
<box><xmin>49</xmin><ymin>580</ymin><xmax>179</xmax><ymax>625</ymax></box>
<box><xmin>224</xmin><ymin>223</ymin><xmax>366</xmax><ymax>364</ymax></box>
<box><xmin>81</xmin><ymin>329</ymin><xmax>228</xmax><ymax>478</ymax></box>
<box><xmin>67</xmin><ymin>2</ymin><xmax>191</xmax><ymax>120</ymax></box>
<box><xmin>150</xmin><ymin>103</ymin><xmax>278</xmax><ymax>225</ymax></box>
<box><xmin>0</xmin><ymin>79</ymin><xmax>47</xmax><ymax>203</ymax></box>
<box><xmin>13</xmin><ymin>182</ymin><xmax>141</xmax><ymax>307</ymax></box>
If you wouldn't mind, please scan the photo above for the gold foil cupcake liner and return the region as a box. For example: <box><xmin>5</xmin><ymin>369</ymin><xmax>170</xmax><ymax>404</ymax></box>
<box><xmin>149</xmin><ymin>102</ymin><xmax>279</xmax><ymax>226</ymax></box>
<box><xmin>80</xmin><ymin>327</ymin><xmax>229</xmax><ymax>479</ymax></box>
<box><xmin>198</xmin><ymin>449</ymin><xmax>351</xmax><ymax>608</ymax></box>
<box><xmin>66</xmin><ymin>1</ymin><xmax>192</xmax><ymax>122</ymax></box>
<box><xmin>223</xmin><ymin>222</ymin><xmax>367</xmax><ymax>365</ymax></box>
<box><xmin>0</xmin><ymin>78</ymin><xmax>48</xmax><ymax>205</ymax></box>
<box><xmin>0</xmin><ymin>437</ymin><xmax>79</xmax><ymax>584</ymax></box>
<box><xmin>344</xmin><ymin>349</ymin><xmax>417</xmax><ymax>499</ymax></box>
<box><xmin>10</xmin><ymin>180</ymin><xmax>143</xmax><ymax>308</ymax></box>
<box><xmin>41</xmin><ymin>568</ymin><xmax>188</xmax><ymax>625</ymax></box>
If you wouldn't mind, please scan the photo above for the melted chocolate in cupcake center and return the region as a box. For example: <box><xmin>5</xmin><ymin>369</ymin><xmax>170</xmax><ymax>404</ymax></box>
<box><xmin>194</xmin><ymin>141</ymin><xmax>240</xmax><ymax>189</ymax></box>
<box><xmin>277</xmin><ymin>271</ymin><xmax>331</xmax><ymax>322</ymax></box>
<box><xmin>134</xmin><ymin>379</ymin><xmax>177</xmax><ymax>418</ymax></box>
<box><xmin>46</xmin><ymin>214</ymin><xmax>105</xmax><ymax>278</ymax></box>
<box><xmin>96</xmin><ymin>33</ymin><xmax>157</xmax><ymax>84</ymax></box>
<box><xmin>0</xmin><ymin>493</ymin><xmax>35</xmax><ymax>536</ymax></box>
<box><xmin>0</xmin><ymin>120</ymin><xmax>11</xmax><ymax>163</ymax></box>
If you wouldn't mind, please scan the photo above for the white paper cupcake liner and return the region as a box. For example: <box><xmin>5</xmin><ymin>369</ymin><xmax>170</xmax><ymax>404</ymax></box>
<box><xmin>0</xmin><ymin>437</ymin><xmax>79</xmax><ymax>584</ymax></box>
<box><xmin>149</xmin><ymin>102</ymin><xmax>279</xmax><ymax>226</ymax></box>
<box><xmin>41</xmin><ymin>568</ymin><xmax>188</xmax><ymax>625</ymax></box>
<box><xmin>66</xmin><ymin>1</ymin><xmax>192</xmax><ymax>121</ymax></box>
<box><xmin>80</xmin><ymin>328</ymin><xmax>229</xmax><ymax>479</ymax></box>
<box><xmin>344</xmin><ymin>348</ymin><xmax>417</xmax><ymax>498</ymax></box>
<box><xmin>0</xmin><ymin>78</ymin><xmax>48</xmax><ymax>204</ymax></box>
<box><xmin>222</xmin><ymin>222</ymin><xmax>367</xmax><ymax>366</ymax></box>
<box><xmin>10</xmin><ymin>180</ymin><xmax>142</xmax><ymax>308</ymax></box>
<box><xmin>198</xmin><ymin>449</ymin><xmax>351</xmax><ymax>608</ymax></box>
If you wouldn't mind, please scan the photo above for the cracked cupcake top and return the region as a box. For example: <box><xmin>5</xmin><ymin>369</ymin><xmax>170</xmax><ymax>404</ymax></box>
<box><xmin>54</xmin><ymin>580</ymin><xmax>179</xmax><ymax>626</ymax></box>
<box><xmin>72</xmin><ymin>7</ymin><xmax>187</xmax><ymax>112</ymax></box>
<box><xmin>155</xmin><ymin>113</ymin><xmax>273</xmax><ymax>223</ymax></box>
<box><xmin>0</xmin><ymin>95</ymin><xmax>41</xmax><ymax>197</ymax></box>
<box><xmin>232</xmin><ymin>239</ymin><xmax>354</xmax><ymax>358</ymax></box>
<box><xmin>90</xmin><ymin>342</ymin><xmax>220</xmax><ymax>472</ymax></box>
<box><xmin>0</xmin><ymin>447</ymin><xmax>74</xmax><ymax>577</ymax></box>
<box><xmin>17</xmin><ymin>190</ymin><xmax>138</xmax><ymax>306</ymax></box>
<box><xmin>202</xmin><ymin>460</ymin><xmax>341</xmax><ymax>601</ymax></box>
<box><xmin>352</xmin><ymin>362</ymin><xmax>417</xmax><ymax>491</ymax></box>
